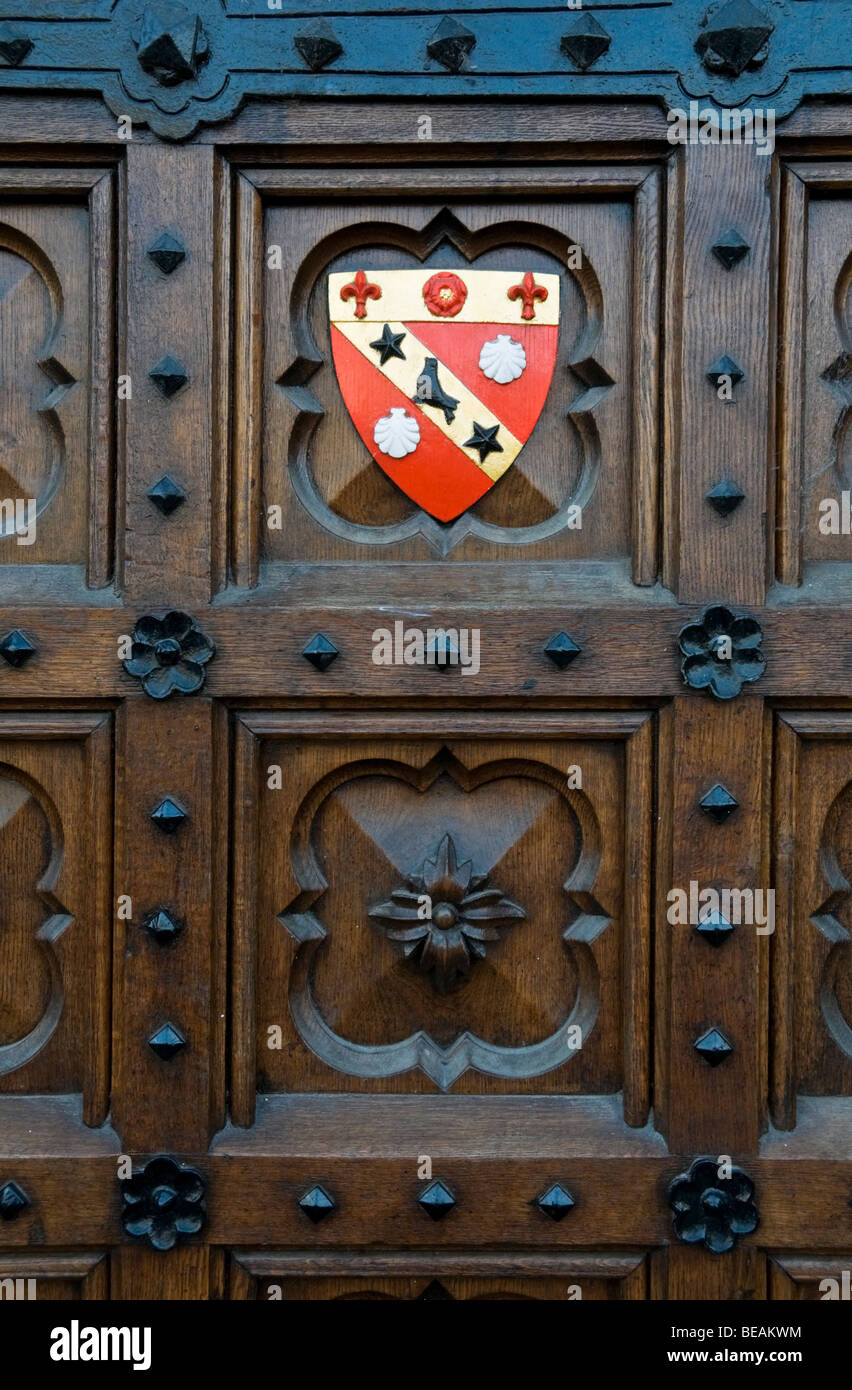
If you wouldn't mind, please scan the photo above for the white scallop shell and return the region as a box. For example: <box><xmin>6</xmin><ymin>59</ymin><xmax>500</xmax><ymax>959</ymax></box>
<box><xmin>478</xmin><ymin>334</ymin><xmax>526</xmax><ymax>384</ymax></box>
<box><xmin>373</xmin><ymin>407</ymin><xmax>421</xmax><ymax>459</ymax></box>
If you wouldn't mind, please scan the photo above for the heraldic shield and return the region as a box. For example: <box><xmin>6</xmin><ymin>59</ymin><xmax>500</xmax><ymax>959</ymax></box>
<box><xmin>328</xmin><ymin>267</ymin><xmax>560</xmax><ymax>522</ymax></box>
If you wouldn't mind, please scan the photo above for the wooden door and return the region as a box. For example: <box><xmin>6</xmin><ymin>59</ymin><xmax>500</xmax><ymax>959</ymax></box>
<box><xmin>0</xmin><ymin>0</ymin><xmax>850</xmax><ymax>1310</ymax></box>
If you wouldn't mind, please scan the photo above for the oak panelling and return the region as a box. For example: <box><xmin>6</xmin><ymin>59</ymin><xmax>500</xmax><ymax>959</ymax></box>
<box><xmin>0</xmin><ymin>1253</ymin><xmax>107</xmax><ymax>1300</ymax></box>
<box><xmin>111</xmin><ymin>1248</ymin><xmax>224</xmax><ymax>1302</ymax></box>
<box><xmin>0</xmin><ymin>712</ymin><xmax>112</xmax><ymax>1127</ymax></box>
<box><xmin>666</xmin><ymin>1247</ymin><xmax>768</xmax><ymax>1301</ymax></box>
<box><xmin>0</xmin><ymin>1094</ymin><xmax>118</xmax><ymax>1247</ymax></box>
<box><xmin>205</xmin><ymin>1090</ymin><xmax>852</xmax><ymax>1248</ymax></box>
<box><xmin>112</xmin><ymin>698</ymin><xmax>227</xmax><ymax>1152</ymax></box>
<box><xmin>1</xmin><ymin>601</ymin><xmax>843</xmax><ymax>699</ymax></box>
<box><xmin>0</xmin><ymin>1094</ymin><xmax>849</xmax><ymax>1250</ymax></box>
<box><xmin>231</xmin><ymin>710</ymin><xmax>652</xmax><ymax>1110</ymax></box>
<box><xmin>229</xmin><ymin>1250</ymin><xmax>649</xmax><ymax>1300</ymax></box>
<box><xmin>772</xmin><ymin>713</ymin><xmax>852</xmax><ymax>1124</ymax></box>
<box><xmin>0</xmin><ymin>168</ymin><xmax>114</xmax><ymax>587</ymax></box>
<box><xmin>0</xmin><ymin>95</ymin><xmax>670</xmax><ymax>151</ymax></box>
<box><xmin>665</xmin><ymin>145</ymin><xmax>772</xmax><ymax>605</ymax></box>
<box><xmin>234</xmin><ymin>163</ymin><xmax>661</xmax><ymax>583</ymax></box>
<box><xmin>0</xmin><ymin>94</ymin><xmax>845</xmax><ymax>157</ymax></box>
<box><xmin>768</xmin><ymin>1254</ymin><xmax>852</xmax><ymax>1300</ymax></box>
<box><xmin>777</xmin><ymin>162</ymin><xmax>852</xmax><ymax>583</ymax></box>
<box><xmin>656</xmin><ymin>698</ymin><xmax>767</xmax><ymax>1153</ymax></box>
<box><xmin>123</xmin><ymin>145</ymin><xmax>216</xmax><ymax>605</ymax></box>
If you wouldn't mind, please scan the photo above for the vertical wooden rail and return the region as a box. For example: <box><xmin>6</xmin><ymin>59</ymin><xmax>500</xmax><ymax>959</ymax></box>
<box><xmin>659</xmin><ymin>697</ymin><xmax>768</xmax><ymax>1299</ymax></box>
<box><xmin>112</xmin><ymin>144</ymin><xmax>224</xmax><ymax>1300</ymax></box>
<box><xmin>660</xmin><ymin>139</ymin><xmax>774</xmax><ymax>1300</ymax></box>
<box><xmin>666</xmin><ymin>143</ymin><xmax>773</xmax><ymax>605</ymax></box>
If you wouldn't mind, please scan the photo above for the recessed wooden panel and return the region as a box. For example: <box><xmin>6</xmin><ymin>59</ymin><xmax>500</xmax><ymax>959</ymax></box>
<box><xmin>232</xmin><ymin>710</ymin><xmax>652</xmax><ymax>1109</ymax></box>
<box><xmin>233</xmin><ymin>165</ymin><xmax>660</xmax><ymax>583</ymax></box>
<box><xmin>773</xmin><ymin>714</ymin><xmax>852</xmax><ymax>1123</ymax></box>
<box><xmin>0</xmin><ymin>1253</ymin><xmax>107</xmax><ymax>1301</ymax></box>
<box><xmin>768</xmin><ymin>1254</ymin><xmax>852</xmax><ymax>1301</ymax></box>
<box><xmin>0</xmin><ymin>713</ymin><xmax>112</xmax><ymax>1126</ymax></box>
<box><xmin>778</xmin><ymin>163</ymin><xmax>852</xmax><ymax>582</ymax></box>
<box><xmin>230</xmin><ymin>1251</ymin><xmax>648</xmax><ymax>1301</ymax></box>
<box><xmin>799</xmin><ymin>187</ymin><xmax>852</xmax><ymax>569</ymax></box>
<box><xmin>0</xmin><ymin>170</ymin><xmax>114</xmax><ymax>587</ymax></box>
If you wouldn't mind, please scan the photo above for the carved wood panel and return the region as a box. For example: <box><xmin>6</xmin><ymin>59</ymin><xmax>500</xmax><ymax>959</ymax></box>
<box><xmin>773</xmin><ymin>714</ymin><xmax>852</xmax><ymax>1123</ymax></box>
<box><xmin>231</xmin><ymin>710</ymin><xmax>652</xmax><ymax>1110</ymax></box>
<box><xmin>232</xmin><ymin>165</ymin><xmax>660</xmax><ymax>584</ymax></box>
<box><xmin>0</xmin><ymin>170</ymin><xmax>114</xmax><ymax>588</ymax></box>
<box><xmin>0</xmin><ymin>713</ymin><xmax>112</xmax><ymax>1127</ymax></box>
<box><xmin>779</xmin><ymin>162</ymin><xmax>852</xmax><ymax>583</ymax></box>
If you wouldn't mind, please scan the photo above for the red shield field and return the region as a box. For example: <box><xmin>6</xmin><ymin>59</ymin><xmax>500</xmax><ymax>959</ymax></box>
<box><xmin>328</xmin><ymin>268</ymin><xmax>560</xmax><ymax>522</ymax></box>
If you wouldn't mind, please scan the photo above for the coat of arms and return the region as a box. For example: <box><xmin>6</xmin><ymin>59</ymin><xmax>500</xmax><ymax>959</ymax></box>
<box><xmin>328</xmin><ymin>267</ymin><xmax>560</xmax><ymax>521</ymax></box>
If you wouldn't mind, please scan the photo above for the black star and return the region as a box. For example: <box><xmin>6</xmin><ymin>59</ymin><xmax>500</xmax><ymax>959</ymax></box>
<box><xmin>369</xmin><ymin>324</ymin><xmax>406</xmax><ymax>365</ymax></box>
<box><xmin>463</xmin><ymin>421</ymin><xmax>503</xmax><ymax>462</ymax></box>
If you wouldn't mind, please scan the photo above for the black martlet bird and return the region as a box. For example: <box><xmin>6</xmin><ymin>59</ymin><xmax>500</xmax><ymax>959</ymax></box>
<box><xmin>412</xmin><ymin>357</ymin><xmax>459</xmax><ymax>424</ymax></box>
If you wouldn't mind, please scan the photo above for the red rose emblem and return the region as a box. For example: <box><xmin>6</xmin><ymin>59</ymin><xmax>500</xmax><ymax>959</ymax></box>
<box><xmin>422</xmin><ymin>271</ymin><xmax>468</xmax><ymax>318</ymax></box>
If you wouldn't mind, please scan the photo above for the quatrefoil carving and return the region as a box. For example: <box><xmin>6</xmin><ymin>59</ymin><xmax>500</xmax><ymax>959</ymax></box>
<box><xmin>0</xmin><ymin>767</ymin><xmax>72</xmax><ymax>1074</ymax></box>
<box><xmin>812</xmin><ymin>781</ymin><xmax>852</xmax><ymax>1061</ymax></box>
<box><xmin>278</xmin><ymin>747</ymin><xmax>612</xmax><ymax>1090</ymax></box>
<box><xmin>0</xmin><ymin>226</ymin><xmax>76</xmax><ymax>540</ymax></box>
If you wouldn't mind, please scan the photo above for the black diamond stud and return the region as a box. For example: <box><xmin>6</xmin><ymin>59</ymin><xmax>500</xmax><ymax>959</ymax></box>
<box><xmin>147</xmin><ymin>232</ymin><xmax>186</xmax><ymax>275</ymax></box>
<box><xmin>426</xmin><ymin>633</ymin><xmax>459</xmax><ymax>671</ymax></box>
<box><xmin>294</xmin><ymin>20</ymin><xmax>343</xmax><ymax>71</ymax></box>
<box><xmin>147</xmin><ymin>475</ymin><xmax>186</xmax><ymax>515</ymax></box>
<box><xmin>427</xmin><ymin>16</ymin><xmax>476</xmax><ymax>72</ymax></box>
<box><xmin>695</xmin><ymin>910</ymin><xmax>735</xmax><ymax>948</ymax></box>
<box><xmin>694</xmin><ymin>1027</ymin><xmax>733</xmax><ymax>1066</ymax></box>
<box><xmin>132</xmin><ymin>3</ymin><xmax>209</xmax><ymax>85</ymax></box>
<box><xmin>143</xmin><ymin>908</ymin><xmax>184</xmax><ymax>945</ymax></box>
<box><xmin>149</xmin><ymin>355</ymin><xmax>189</xmax><ymax>398</ymax></box>
<box><xmin>699</xmin><ymin>784</ymin><xmax>739</xmax><ymax>823</ymax></box>
<box><xmin>370</xmin><ymin>324</ymin><xmax>406</xmax><ymax>365</ymax></box>
<box><xmin>534</xmin><ymin>1183</ymin><xmax>576</xmax><ymax>1220</ymax></box>
<box><xmin>0</xmin><ymin>629</ymin><xmax>36</xmax><ymax>668</ymax></box>
<box><xmin>560</xmin><ymin>14</ymin><xmax>612</xmax><ymax>70</ymax></box>
<box><xmin>418</xmin><ymin>1180</ymin><xmax>456</xmax><ymax>1220</ymax></box>
<box><xmin>150</xmin><ymin>797</ymin><xmax>188</xmax><ymax>833</ymax></box>
<box><xmin>712</xmin><ymin>229</ymin><xmax>750</xmax><ymax>270</ymax></box>
<box><xmin>544</xmin><ymin>632</ymin><xmax>581</xmax><ymax>669</ymax></box>
<box><xmin>696</xmin><ymin>0</ymin><xmax>773</xmax><ymax>77</ymax></box>
<box><xmin>707</xmin><ymin>354</ymin><xmax>745</xmax><ymax>389</ymax></box>
<box><xmin>0</xmin><ymin>24</ymin><xmax>32</xmax><ymax>66</ymax></box>
<box><xmin>148</xmin><ymin>1022</ymin><xmax>187</xmax><ymax>1059</ymax></box>
<box><xmin>298</xmin><ymin>1184</ymin><xmax>336</xmax><ymax>1223</ymax></box>
<box><xmin>0</xmin><ymin>1181</ymin><xmax>30</xmax><ymax>1220</ymax></box>
<box><xmin>302</xmin><ymin>634</ymin><xmax>339</xmax><ymax>671</ymax></box>
<box><xmin>705</xmin><ymin>479</ymin><xmax>745</xmax><ymax>516</ymax></box>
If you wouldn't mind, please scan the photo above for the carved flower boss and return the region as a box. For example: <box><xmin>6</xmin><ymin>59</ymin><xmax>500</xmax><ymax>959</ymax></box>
<box><xmin>121</xmin><ymin>1155</ymin><xmax>206</xmax><ymax>1251</ymax></box>
<box><xmin>123</xmin><ymin>610</ymin><xmax>215</xmax><ymax>698</ymax></box>
<box><xmin>668</xmin><ymin>1157</ymin><xmax>759</xmax><ymax>1254</ymax></box>
<box><xmin>678</xmin><ymin>604</ymin><xmax>765</xmax><ymax>700</ymax></box>
<box><xmin>369</xmin><ymin>833</ymin><xmax>525</xmax><ymax>993</ymax></box>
